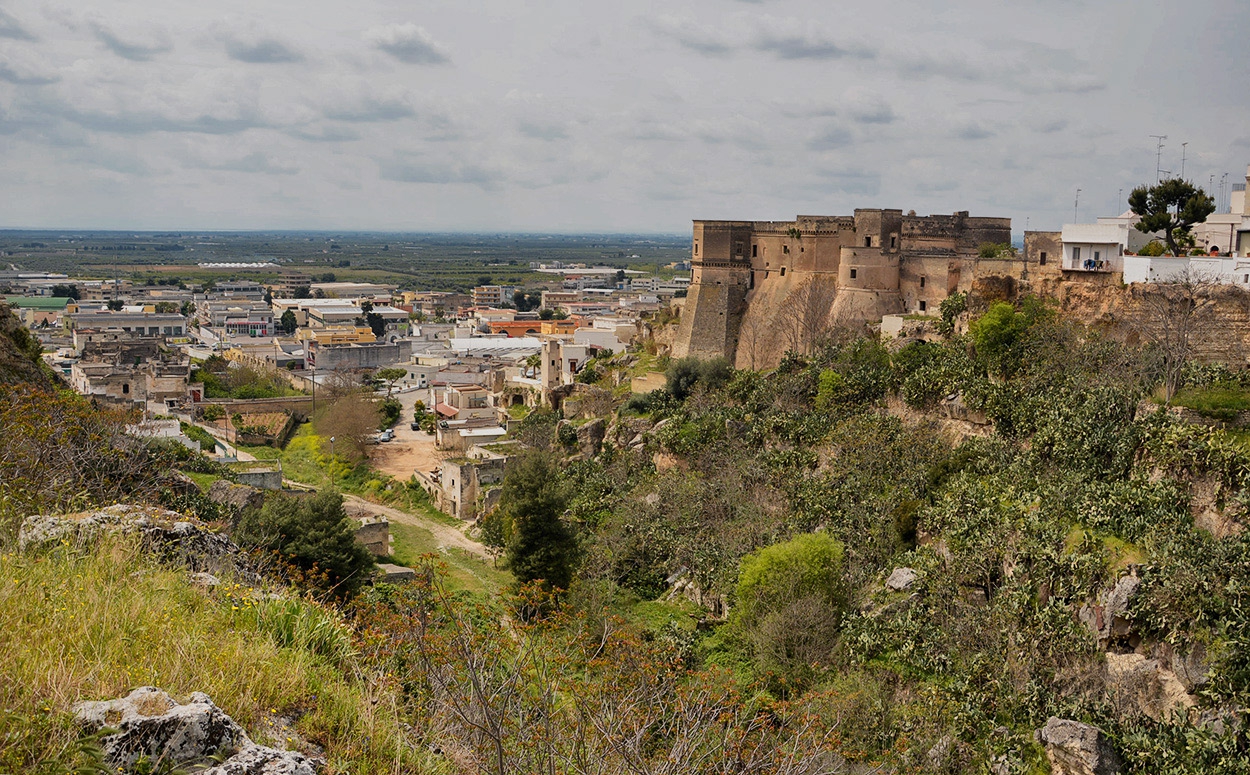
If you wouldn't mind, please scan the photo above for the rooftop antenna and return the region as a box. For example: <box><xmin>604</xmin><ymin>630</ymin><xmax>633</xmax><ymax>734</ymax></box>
<box><xmin>1150</xmin><ymin>134</ymin><xmax>1167</xmax><ymax>182</ymax></box>
<box><xmin>1180</xmin><ymin>142</ymin><xmax>1188</xmax><ymax>180</ymax></box>
<box><xmin>1074</xmin><ymin>188</ymin><xmax>1082</xmax><ymax>222</ymax></box>
<box><xmin>1117</xmin><ymin>188</ymin><xmax>1123</xmax><ymax>214</ymax></box>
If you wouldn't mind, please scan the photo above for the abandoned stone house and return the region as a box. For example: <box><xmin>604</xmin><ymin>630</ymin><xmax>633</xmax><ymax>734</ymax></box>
<box><xmin>673</xmin><ymin>209</ymin><xmax>1033</xmax><ymax>367</ymax></box>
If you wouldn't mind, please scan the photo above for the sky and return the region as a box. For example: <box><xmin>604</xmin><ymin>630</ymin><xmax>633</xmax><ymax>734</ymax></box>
<box><xmin>1</xmin><ymin>0</ymin><xmax>1248</xmax><ymax>234</ymax></box>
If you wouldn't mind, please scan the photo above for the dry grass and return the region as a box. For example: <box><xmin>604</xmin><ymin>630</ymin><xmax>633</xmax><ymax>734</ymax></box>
<box><xmin>0</xmin><ymin>537</ymin><xmax>432</xmax><ymax>774</ymax></box>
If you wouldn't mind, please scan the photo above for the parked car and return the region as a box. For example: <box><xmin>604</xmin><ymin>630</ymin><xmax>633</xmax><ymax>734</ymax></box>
<box><xmin>379</xmin><ymin>429</ymin><xmax>394</xmax><ymax>442</ymax></box>
<box><xmin>410</xmin><ymin>421</ymin><xmax>420</xmax><ymax>431</ymax></box>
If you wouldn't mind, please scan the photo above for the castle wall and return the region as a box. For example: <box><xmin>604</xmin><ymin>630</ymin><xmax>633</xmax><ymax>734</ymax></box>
<box><xmin>672</xmin><ymin>273</ymin><xmax>748</xmax><ymax>360</ymax></box>
<box><xmin>675</xmin><ymin>209</ymin><xmax>1016</xmax><ymax>368</ymax></box>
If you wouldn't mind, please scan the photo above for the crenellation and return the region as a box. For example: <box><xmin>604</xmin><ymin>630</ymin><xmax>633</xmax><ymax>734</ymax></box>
<box><xmin>673</xmin><ymin>208</ymin><xmax>1024</xmax><ymax>366</ymax></box>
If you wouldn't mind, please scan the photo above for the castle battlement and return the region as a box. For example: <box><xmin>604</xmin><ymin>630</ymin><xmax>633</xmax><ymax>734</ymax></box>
<box><xmin>674</xmin><ymin>209</ymin><xmax>1023</xmax><ymax>367</ymax></box>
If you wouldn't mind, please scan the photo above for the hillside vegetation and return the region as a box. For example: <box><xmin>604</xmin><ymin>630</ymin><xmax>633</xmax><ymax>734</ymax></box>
<box><xmin>5</xmin><ymin>295</ymin><xmax>1250</xmax><ymax>773</ymax></box>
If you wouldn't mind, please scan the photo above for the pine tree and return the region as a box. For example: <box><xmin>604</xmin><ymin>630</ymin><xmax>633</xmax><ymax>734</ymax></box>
<box><xmin>500</xmin><ymin>453</ymin><xmax>574</xmax><ymax>590</ymax></box>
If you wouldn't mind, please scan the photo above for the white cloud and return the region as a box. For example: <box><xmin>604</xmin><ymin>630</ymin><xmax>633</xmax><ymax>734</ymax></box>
<box><xmin>0</xmin><ymin>0</ymin><xmax>1245</xmax><ymax>232</ymax></box>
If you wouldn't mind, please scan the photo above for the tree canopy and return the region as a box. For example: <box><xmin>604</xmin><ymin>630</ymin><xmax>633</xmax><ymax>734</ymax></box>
<box><xmin>498</xmin><ymin>452</ymin><xmax>575</xmax><ymax>591</ymax></box>
<box><xmin>235</xmin><ymin>490</ymin><xmax>375</xmax><ymax>599</ymax></box>
<box><xmin>1128</xmin><ymin>178</ymin><xmax>1215</xmax><ymax>256</ymax></box>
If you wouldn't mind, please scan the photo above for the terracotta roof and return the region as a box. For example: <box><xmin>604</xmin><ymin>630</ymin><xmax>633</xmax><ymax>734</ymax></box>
<box><xmin>435</xmin><ymin>402</ymin><xmax>458</xmax><ymax>418</ymax></box>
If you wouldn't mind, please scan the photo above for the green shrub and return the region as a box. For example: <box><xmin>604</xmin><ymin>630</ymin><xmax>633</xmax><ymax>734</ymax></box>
<box><xmin>731</xmin><ymin>532</ymin><xmax>847</xmax><ymax>693</ymax></box>
<box><xmin>235</xmin><ymin>491</ymin><xmax>376</xmax><ymax>599</ymax></box>
<box><xmin>665</xmin><ymin>356</ymin><xmax>732</xmax><ymax>401</ymax></box>
<box><xmin>378</xmin><ymin>397</ymin><xmax>402</xmax><ymax>429</ymax></box>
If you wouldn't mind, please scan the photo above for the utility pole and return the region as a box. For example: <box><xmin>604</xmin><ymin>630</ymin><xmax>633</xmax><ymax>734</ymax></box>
<box><xmin>1074</xmin><ymin>188</ymin><xmax>1082</xmax><ymax>223</ymax></box>
<box><xmin>1150</xmin><ymin>135</ymin><xmax>1167</xmax><ymax>182</ymax></box>
<box><xmin>1117</xmin><ymin>188</ymin><xmax>1123</xmax><ymax>214</ymax></box>
<box><xmin>1181</xmin><ymin>142</ymin><xmax>1188</xmax><ymax>180</ymax></box>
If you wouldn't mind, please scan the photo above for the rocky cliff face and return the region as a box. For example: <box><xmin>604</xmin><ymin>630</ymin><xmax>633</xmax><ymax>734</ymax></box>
<box><xmin>1029</xmin><ymin>278</ymin><xmax>1250</xmax><ymax>361</ymax></box>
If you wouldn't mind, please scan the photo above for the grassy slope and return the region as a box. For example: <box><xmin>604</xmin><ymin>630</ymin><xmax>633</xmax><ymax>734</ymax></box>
<box><xmin>0</xmin><ymin>538</ymin><xmax>430</xmax><ymax>774</ymax></box>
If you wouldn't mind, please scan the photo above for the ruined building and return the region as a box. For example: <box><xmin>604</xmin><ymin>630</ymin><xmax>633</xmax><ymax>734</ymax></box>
<box><xmin>673</xmin><ymin>209</ymin><xmax>1028</xmax><ymax>367</ymax></box>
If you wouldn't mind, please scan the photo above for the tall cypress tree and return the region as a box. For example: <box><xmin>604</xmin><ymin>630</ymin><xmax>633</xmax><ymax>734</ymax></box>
<box><xmin>501</xmin><ymin>452</ymin><xmax>574</xmax><ymax>590</ymax></box>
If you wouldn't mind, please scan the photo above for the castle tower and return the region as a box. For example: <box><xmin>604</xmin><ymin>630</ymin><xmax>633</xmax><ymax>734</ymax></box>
<box><xmin>672</xmin><ymin>221</ymin><xmax>754</xmax><ymax>360</ymax></box>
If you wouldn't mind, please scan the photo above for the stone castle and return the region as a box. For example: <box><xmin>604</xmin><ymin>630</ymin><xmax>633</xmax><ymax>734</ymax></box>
<box><xmin>672</xmin><ymin>209</ymin><xmax>1033</xmax><ymax>367</ymax></box>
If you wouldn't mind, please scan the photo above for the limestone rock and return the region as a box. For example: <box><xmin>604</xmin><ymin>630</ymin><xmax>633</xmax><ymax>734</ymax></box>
<box><xmin>208</xmin><ymin>480</ymin><xmax>266</xmax><ymax>512</ymax></box>
<box><xmin>167</xmin><ymin>471</ymin><xmax>202</xmax><ymax>499</ymax></box>
<box><xmin>19</xmin><ymin>505</ymin><xmax>259</xmax><ymax>582</ymax></box>
<box><xmin>190</xmin><ymin>572</ymin><xmax>222</xmax><ymax>588</ymax></box>
<box><xmin>74</xmin><ymin>687</ymin><xmax>321</xmax><ymax>774</ymax></box>
<box><xmin>576</xmin><ymin>418</ymin><xmax>606</xmax><ymax>458</ymax></box>
<box><xmin>378</xmin><ymin>563</ymin><xmax>416</xmax><ymax>583</ymax></box>
<box><xmin>1036</xmin><ymin>717</ymin><xmax>1121</xmax><ymax>775</ymax></box>
<box><xmin>1104</xmin><ymin>652</ymin><xmax>1195</xmax><ymax>721</ymax></box>
<box><xmin>885</xmin><ymin>567</ymin><xmax>919</xmax><ymax>592</ymax></box>
<box><xmin>1155</xmin><ymin>641</ymin><xmax>1210</xmax><ymax>693</ymax></box>
<box><xmin>74</xmin><ymin>687</ymin><xmax>248</xmax><ymax>770</ymax></box>
<box><xmin>1079</xmin><ymin>573</ymin><xmax>1140</xmax><ymax>648</ymax></box>
<box><xmin>200</xmin><ymin>744</ymin><xmax>320</xmax><ymax>774</ymax></box>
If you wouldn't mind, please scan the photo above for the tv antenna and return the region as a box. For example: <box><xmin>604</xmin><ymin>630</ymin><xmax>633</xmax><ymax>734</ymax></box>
<box><xmin>1180</xmin><ymin>142</ymin><xmax>1188</xmax><ymax>179</ymax></box>
<box><xmin>1074</xmin><ymin>188</ymin><xmax>1082</xmax><ymax>222</ymax></box>
<box><xmin>1150</xmin><ymin>134</ymin><xmax>1167</xmax><ymax>182</ymax></box>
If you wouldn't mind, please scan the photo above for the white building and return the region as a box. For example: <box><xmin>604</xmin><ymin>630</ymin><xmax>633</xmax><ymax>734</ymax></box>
<box><xmin>1060</xmin><ymin>223</ymin><xmax>1129</xmax><ymax>274</ymax></box>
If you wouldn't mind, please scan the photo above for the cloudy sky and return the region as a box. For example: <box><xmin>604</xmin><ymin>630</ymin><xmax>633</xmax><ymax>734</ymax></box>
<box><xmin>2</xmin><ymin>0</ymin><xmax>1247</xmax><ymax>234</ymax></box>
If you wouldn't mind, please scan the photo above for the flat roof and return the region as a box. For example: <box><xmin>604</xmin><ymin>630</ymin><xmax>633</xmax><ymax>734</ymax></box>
<box><xmin>5</xmin><ymin>296</ymin><xmax>71</xmax><ymax>309</ymax></box>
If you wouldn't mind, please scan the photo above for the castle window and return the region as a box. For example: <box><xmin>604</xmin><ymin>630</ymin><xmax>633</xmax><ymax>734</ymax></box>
<box><xmin>122</xmin><ymin>383</ymin><xmax>130</xmax><ymax>394</ymax></box>
<box><xmin>920</xmin><ymin>276</ymin><xmax>926</xmax><ymax>288</ymax></box>
<box><xmin>850</xmin><ymin>269</ymin><xmax>857</xmax><ymax>279</ymax></box>
<box><xmin>919</xmin><ymin>300</ymin><xmax>927</xmax><ymax>312</ymax></box>
<box><xmin>783</xmin><ymin>245</ymin><xmax>790</xmax><ymax>254</ymax></box>
<box><xmin>864</xmin><ymin>237</ymin><xmax>872</xmax><ymax>247</ymax></box>
<box><xmin>890</xmin><ymin>235</ymin><xmax>897</xmax><ymax>249</ymax></box>
<box><xmin>780</xmin><ymin>267</ymin><xmax>786</xmax><ymax>276</ymax></box>
<box><xmin>752</xmin><ymin>244</ymin><xmax>758</xmax><ymax>258</ymax></box>
<box><xmin>694</xmin><ymin>243</ymin><xmax>699</xmax><ymax>255</ymax></box>
<box><xmin>1040</xmin><ymin>252</ymin><xmax>1047</xmax><ymax>265</ymax></box>
<box><xmin>735</xmin><ymin>241</ymin><xmax>744</xmax><ymax>256</ymax></box>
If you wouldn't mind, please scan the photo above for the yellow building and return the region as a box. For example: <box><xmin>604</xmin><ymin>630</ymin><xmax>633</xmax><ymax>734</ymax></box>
<box><xmin>296</xmin><ymin>326</ymin><xmax>377</xmax><ymax>346</ymax></box>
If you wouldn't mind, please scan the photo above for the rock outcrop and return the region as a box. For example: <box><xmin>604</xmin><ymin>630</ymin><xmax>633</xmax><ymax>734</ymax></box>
<box><xmin>208</xmin><ymin>480</ymin><xmax>266</xmax><ymax>512</ymax></box>
<box><xmin>885</xmin><ymin>567</ymin><xmax>919</xmax><ymax>592</ymax></box>
<box><xmin>1104</xmin><ymin>652</ymin><xmax>1195</xmax><ymax>722</ymax></box>
<box><xmin>1036</xmin><ymin>717</ymin><xmax>1121</xmax><ymax>775</ymax></box>
<box><xmin>1079</xmin><ymin>572</ymin><xmax>1140</xmax><ymax>648</ymax></box>
<box><xmin>576</xmin><ymin>418</ymin><xmax>606</xmax><ymax>458</ymax></box>
<box><xmin>74</xmin><ymin>687</ymin><xmax>320</xmax><ymax>774</ymax></box>
<box><xmin>19</xmin><ymin>505</ymin><xmax>258</xmax><ymax>582</ymax></box>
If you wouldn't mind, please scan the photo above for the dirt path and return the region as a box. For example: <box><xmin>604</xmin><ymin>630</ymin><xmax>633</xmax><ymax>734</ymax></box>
<box><xmin>341</xmin><ymin>493</ymin><xmax>490</xmax><ymax>560</ymax></box>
